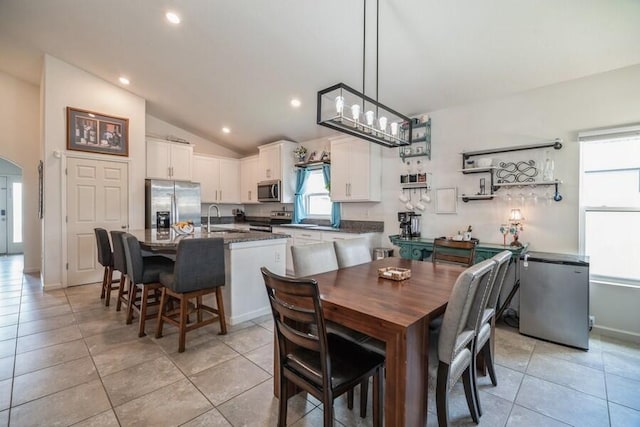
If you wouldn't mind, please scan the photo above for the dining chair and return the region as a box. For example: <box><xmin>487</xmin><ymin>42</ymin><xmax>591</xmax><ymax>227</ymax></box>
<box><xmin>261</xmin><ymin>267</ymin><xmax>385</xmax><ymax>427</ymax></box>
<box><xmin>94</xmin><ymin>228</ymin><xmax>119</xmax><ymax>306</ymax></box>
<box><xmin>121</xmin><ymin>233</ymin><xmax>174</xmax><ymax>337</ymax></box>
<box><xmin>432</xmin><ymin>238</ymin><xmax>477</xmax><ymax>267</ymax></box>
<box><xmin>475</xmin><ymin>250</ymin><xmax>512</xmax><ymax>386</ymax></box>
<box><xmin>156</xmin><ymin>238</ymin><xmax>228</xmax><ymax>353</ymax></box>
<box><xmin>290</xmin><ymin>240</ymin><xmax>373</xmax><ymax>416</ymax></box>
<box><xmin>110</xmin><ymin>230</ymin><xmax>129</xmax><ymax>312</ymax></box>
<box><xmin>334</xmin><ymin>238</ymin><xmax>372</xmax><ymax>269</ymax></box>
<box><xmin>291</xmin><ymin>242</ymin><xmax>339</xmax><ymax>277</ymax></box>
<box><xmin>434</xmin><ymin>258</ymin><xmax>495</xmax><ymax>427</ymax></box>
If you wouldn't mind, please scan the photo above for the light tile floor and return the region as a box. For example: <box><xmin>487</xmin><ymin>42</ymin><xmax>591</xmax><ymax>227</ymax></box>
<box><xmin>1</xmin><ymin>254</ymin><xmax>639</xmax><ymax>426</ymax></box>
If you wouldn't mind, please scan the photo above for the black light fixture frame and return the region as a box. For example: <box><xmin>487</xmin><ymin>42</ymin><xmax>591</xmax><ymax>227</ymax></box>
<box><xmin>317</xmin><ymin>82</ymin><xmax>413</xmax><ymax>148</ymax></box>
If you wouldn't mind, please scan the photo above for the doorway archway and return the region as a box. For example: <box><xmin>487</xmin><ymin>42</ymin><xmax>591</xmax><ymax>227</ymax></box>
<box><xmin>0</xmin><ymin>157</ymin><xmax>23</xmax><ymax>255</ymax></box>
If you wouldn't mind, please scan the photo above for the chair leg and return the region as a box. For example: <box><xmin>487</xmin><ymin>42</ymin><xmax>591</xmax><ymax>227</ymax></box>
<box><xmin>104</xmin><ymin>266</ymin><xmax>114</xmax><ymax>307</ymax></box>
<box><xmin>196</xmin><ymin>295</ymin><xmax>203</xmax><ymax>323</ymax></box>
<box><xmin>436</xmin><ymin>361</ymin><xmax>450</xmax><ymax>427</ymax></box>
<box><xmin>482</xmin><ymin>340</ymin><xmax>497</xmax><ymax>386</ymax></box>
<box><xmin>100</xmin><ymin>266</ymin><xmax>108</xmax><ymax>299</ymax></box>
<box><xmin>347</xmin><ymin>389</ymin><xmax>354</xmax><ymax>410</ymax></box>
<box><xmin>155</xmin><ymin>288</ymin><xmax>168</xmax><ymax>339</ymax></box>
<box><xmin>360</xmin><ymin>379</ymin><xmax>368</xmax><ymax>418</ymax></box>
<box><xmin>372</xmin><ymin>369</ymin><xmax>382</xmax><ymax>427</ymax></box>
<box><xmin>215</xmin><ymin>287</ymin><xmax>227</xmax><ymax>335</ymax></box>
<box><xmin>462</xmin><ymin>365</ymin><xmax>480</xmax><ymax>424</ymax></box>
<box><xmin>178</xmin><ymin>294</ymin><xmax>188</xmax><ymax>353</ymax></box>
<box><xmin>126</xmin><ymin>283</ymin><xmax>137</xmax><ymax>325</ymax></box>
<box><xmin>278</xmin><ymin>370</ymin><xmax>288</xmax><ymax>427</ymax></box>
<box><xmin>116</xmin><ymin>275</ymin><xmax>128</xmax><ymax>311</ymax></box>
<box><xmin>470</xmin><ymin>342</ymin><xmax>482</xmax><ymax>418</ymax></box>
<box><xmin>138</xmin><ymin>285</ymin><xmax>149</xmax><ymax>337</ymax></box>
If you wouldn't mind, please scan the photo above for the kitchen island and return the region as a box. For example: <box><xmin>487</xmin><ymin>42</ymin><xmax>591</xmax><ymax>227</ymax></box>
<box><xmin>130</xmin><ymin>227</ymin><xmax>287</xmax><ymax>325</ymax></box>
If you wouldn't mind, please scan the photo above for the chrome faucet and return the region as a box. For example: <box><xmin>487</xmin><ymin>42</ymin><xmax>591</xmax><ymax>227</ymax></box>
<box><xmin>207</xmin><ymin>204</ymin><xmax>220</xmax><ymax>232</ymax></box>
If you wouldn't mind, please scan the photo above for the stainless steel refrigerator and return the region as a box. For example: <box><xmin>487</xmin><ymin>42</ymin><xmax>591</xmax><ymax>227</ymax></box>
<box><xmin>519</xmin><ymin>251</ymin><xmax>590</xmax><ymax>350</ymax></box>
<box><xmin>145</xmin><ymin>179</ymin><xmax>201</xmax><ymax>229</ymax></box>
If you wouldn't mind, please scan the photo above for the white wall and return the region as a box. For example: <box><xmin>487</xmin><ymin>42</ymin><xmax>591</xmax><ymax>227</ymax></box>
<box><xmin>342</xmin><ymin>63</ymin><xmax>640</xmax><ymax>340</ymax></box>
<box><xmin>146</xmin><ymin>115</ymin><xmax>240</xmax><ymax>158</ymax></box>
<box><xmin>0</xmin><ymin>71</ymin><xmax>40</xmax><ymax>272</ymax></box>
<box><xmin>41</xmin><ymin>55</ymin><xmax>146</xmax><ymax>288</ymax></box>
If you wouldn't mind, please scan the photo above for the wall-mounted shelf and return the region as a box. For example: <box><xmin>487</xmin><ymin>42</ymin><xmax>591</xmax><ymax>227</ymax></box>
<box><xmin>294</xmin><ymin>160</ymin><xmax>330</xmax><ymax>169</ymax></box>
<box><xmin>401</xmin><ymin>183</ymin><xmax>430</xmax><ymax>190</ymax></box>
<box><xmin>399</xmin><ymin>118</ymin><xmax>431</xmax><ymax>162</ymax></box>
<box><xmin>459</xmin><ymin>139</ymin><xmax>563</xmax><ymax>202</ymax></box>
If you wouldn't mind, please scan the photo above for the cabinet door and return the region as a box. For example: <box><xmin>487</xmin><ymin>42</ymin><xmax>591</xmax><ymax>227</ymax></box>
<box><xmin>258</xmin><ymin>144</ymin><xmax>281</xmax><ymax>181</ymax></box>
<box><xmin>329</xmin><ymin>139</ymin><xmax>350</xmax><ymax>201</ymax></box>
<box><xmin>347</xmin><ymin>140</ymin><xmax>376</xmax><ymax>201</ymax></box>
<box><xmin>219</xmin><ymin>158</ymin><xmax>240</xmax><ymax>203</ymax></box>
<box><xmin>192</xmin><ymin>156</ymin><xmax>219</xmax><ymax>202</ymax></box>
<box><xmin>240</xmin><ymin>156</ymin><xmax>258</xmax><ymax>203</ymax></box>
<box><xmin>146</xmin><ymin>139</ymin><xmax>171</xmax><ymax>179</ymax></box>
<box><xmin>170</xmin><ymin>143</ymin><xmax>193</xmax><ymax>181</ymax></box>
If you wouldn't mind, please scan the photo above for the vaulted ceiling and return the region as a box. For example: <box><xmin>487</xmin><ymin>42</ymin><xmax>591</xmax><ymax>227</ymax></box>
<box><xmin>1</xmin><ymin>0</ymin><xmax>639</xmax><ymax>154</ymax></box>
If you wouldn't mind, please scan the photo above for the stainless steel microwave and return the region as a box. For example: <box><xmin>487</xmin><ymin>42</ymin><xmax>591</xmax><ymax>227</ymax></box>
<box><xmin>257</xmin><ymin>180</ymin><xmax>281</xmax><ymax>202</ymax></box>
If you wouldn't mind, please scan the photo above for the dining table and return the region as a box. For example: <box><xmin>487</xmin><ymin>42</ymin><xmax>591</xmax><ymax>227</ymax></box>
<box><xmin>274</xmin><ymin>257</ymin><xmax>465</xmax><ymax>426</ymax></box>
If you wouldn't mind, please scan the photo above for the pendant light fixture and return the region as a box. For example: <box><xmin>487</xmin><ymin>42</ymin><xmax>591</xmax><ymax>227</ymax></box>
<box><xmin>316</xmin><ymin>0</ymin><xmax>412</xmax><ymax>148</ymax></box>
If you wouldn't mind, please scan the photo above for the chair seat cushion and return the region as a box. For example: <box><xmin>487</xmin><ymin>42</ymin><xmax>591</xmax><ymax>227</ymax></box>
<box><xmin>284</xmin><ymin>333</ymin><xmax>385</xmax><ymax>391</ymax></box>
<box><xmin>142</xmin><ymin>256</ymin><xmax>174</xmax><ymax>284</ymax></box>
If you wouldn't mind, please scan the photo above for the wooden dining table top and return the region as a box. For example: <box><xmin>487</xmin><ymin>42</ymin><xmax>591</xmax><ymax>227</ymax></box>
<box><xmin>310</xmin><ymin>257</ymin><xmax>465</xmax><ymax>329</ymax></box>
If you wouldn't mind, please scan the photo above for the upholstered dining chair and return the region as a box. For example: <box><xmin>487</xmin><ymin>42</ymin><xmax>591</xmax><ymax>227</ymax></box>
<box><xmin>291</xmin><ymin>242</ymin><xmax>339</xmax><ymax>277</ymax></box>
<box><xmin>121</xmin><ymin>233</ymin><xmax>174</xmax><ymax>337</ymax></box>
<box><xmin>434</xmin><ymin>258</ymin><xmax>495</xmax><ymax>427</ymax></box>
<box><xmin>110</xmin><ymin>230</ymin><xmax>129</xmax><ymax>312</ymax></box>
<box><xmin>333</xmin><ymin>238</ymin><xmax>372</xmax><ymax>269</ymax></box>
<box><xmin>475</xmin><ymin>250</ymin><xmax>512</xmax><ymax>387</ymax></box>
<box><xmin>94</xmin><ymin>228</ymin><xmax>119</xmax><ymax>306</ymax></box>
<box><xmin>156</xmin><ymin>238</ymin><xmax>227</xmax><ymax>353</ymax></box>
<box><xmin>432</xmin><ymin>238</ymin><xmax>477</xmax><ymax>267</ymax></box>
<box><xmin>261</xmin><ymin>267</ymin><xmax>385</xmax><ymax>427</ymax></box>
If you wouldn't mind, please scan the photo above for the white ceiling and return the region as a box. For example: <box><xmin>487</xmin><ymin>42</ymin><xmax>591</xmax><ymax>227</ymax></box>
<box><xmin>1</xmin><ymin>0</ymin><xmax>640</xmax><ymax>155</ymax></box>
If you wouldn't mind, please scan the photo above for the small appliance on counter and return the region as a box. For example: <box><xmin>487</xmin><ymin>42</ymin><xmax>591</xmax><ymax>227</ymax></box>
<box><xmin>398</xmin><ymin>212</ymin><xmax>421</xmax><ymax>238</ymax></box>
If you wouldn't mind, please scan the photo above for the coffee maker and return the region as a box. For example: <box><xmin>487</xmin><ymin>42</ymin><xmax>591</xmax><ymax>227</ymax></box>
<box><xmin>398</xmin><ymin>212</ymin><xmax>421</xmax><ymax>238</ymax></box>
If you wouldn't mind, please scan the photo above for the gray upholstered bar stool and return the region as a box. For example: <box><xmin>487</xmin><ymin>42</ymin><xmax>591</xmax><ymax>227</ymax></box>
<box><xmin>333</xmin><ymin>238</ymin><xmax>372</xmax><ymax>268</ymax></box>
<box><xmin>94</xmin><ymin>228</ymin><xmax>119</xmax><ymax>306</ymax></box>
<box><xmin>156</xmin><ymin>238</ymin><xmax>227</xmax><ymax>353</ymax></box>
<box><xmin>121</xmin><ymin>233</ymin><xmax>174</xmax><ymax>337</ymax></box>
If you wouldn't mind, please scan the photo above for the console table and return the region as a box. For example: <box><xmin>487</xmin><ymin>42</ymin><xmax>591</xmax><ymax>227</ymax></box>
<box><xmin>389</xmin><ymin>235</ymin><xmax>528</xmax><ymax>318</ymax></box>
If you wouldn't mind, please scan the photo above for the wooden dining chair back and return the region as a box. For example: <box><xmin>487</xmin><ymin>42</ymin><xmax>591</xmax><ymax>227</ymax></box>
<box><xmin>476</xmin><ymin>250</ymin><xmax>512</xmax><ymax>387</ymax></box>
<box><xmin>334</xmin><ymin>238</ymin><xmax>372</xmax><ymax>269</ymax></box>
<box><xmin>291</xmin><ymin>242</ymin><xmax>338</xmax><ymax>277</ymax></box>
<box><xmin>121</xmin><ymin>233</ymin><xmax>174</xmax><ymax>337</ymax></box>
<box><xmin>156</xmin><ymin>238</ymin><xmax>227</xmax><ymax>352</ymax></box>
<box><xmin>436</xmin><ymin>258</ymin><xmax>495</xmax><ymax>427</ymax></box>
<box><xmin>261</xmin><ymin>267</ymin><xmax>384</xmax><ymax>427</ymax></box>
<box><xmin>432</xmin><ymin>238</ymin><xmax>477</xmax><ymax>267</ymax></box>
<box><xmin>94</xmin><ymin>228</ymin><xmax>119</xmax><ymax>306</ymax></box>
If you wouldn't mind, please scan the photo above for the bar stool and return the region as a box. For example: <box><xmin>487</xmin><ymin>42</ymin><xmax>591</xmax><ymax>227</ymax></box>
<box><xmin>121</xmin><ymin>233</ymin><xmax>174</xmax><ymax>337</ymax></box>
<box><xmin>156</xmin><ymin>238</ymin><xmax>227</xmax><ymax>352</ymax></box>
<box><xmin>94</xmin><ymin>228</ymin><xmax>119</xmax><ymax>306</ymax></box>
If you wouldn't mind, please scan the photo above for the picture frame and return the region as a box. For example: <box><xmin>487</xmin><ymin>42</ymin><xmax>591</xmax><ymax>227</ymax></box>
<box><xmin>67</xmin><ymin>107</ymin><xmax>129</xmax><ymax>156</ymax></box>
<box><xmin>435</xmin><ymin>187</ymin><xmax>457</xmax><ymax>214</ymax></box>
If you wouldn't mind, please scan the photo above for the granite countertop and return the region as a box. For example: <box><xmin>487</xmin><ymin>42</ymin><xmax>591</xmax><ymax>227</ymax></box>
<box><xmin>275</xmin><ymin>220</ymin><xmax>384</xmax><ymax>234</ymax></box>
<box><xmin>130</xmin><ymin>228</ymin><xmax>288</xmax><ymax>249</ymax></box>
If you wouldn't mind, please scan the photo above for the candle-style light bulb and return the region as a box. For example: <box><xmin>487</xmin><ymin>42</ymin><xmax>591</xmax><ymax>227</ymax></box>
<box><xmin>335</xmin><ymin>96</ymin><xmax>344</xmax><ymax>115</ymax></box>
<box><xmin>390</xmin><ymin>122</ymin><xmax>398</xmax><ymax>137</ymax></box>
<box><xmin>365</xmin><ymin>110</ymin><xmax>374</xmax><ymax>126</ymax></box>
<box><xmin>351</xmin><ymin>104</ymin><xmax>361</xmax><ymax>124</ymax></box>
<box><xmin>378</xmin><ymin>116</ymin><xmax>388</xmax><ymax>133</ymax></box>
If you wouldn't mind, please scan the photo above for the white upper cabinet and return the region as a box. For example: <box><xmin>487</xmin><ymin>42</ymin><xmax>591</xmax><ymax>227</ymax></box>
<box><xmin>192</xmin><ymin>154</ymin><xmax>240</xmax><ymax>203</ymax></box>
<box><xmin>240</xmin><ymin>155</ymin><xmax>259</xmax><ymax>204</ymax></box>
<box><xmin>146</xmin><ymin>138</ymin><xmax>193</xmax><ymax>181</ymax></box>
<box><xmin>330</xmin><ymin>137</ymin><xmax>381</xmax><ymax>202</ymax></box>
<box><xmin>257</xmin><ymin>140</ymin><xmax>296</xmax><ymax>203</ymax></box>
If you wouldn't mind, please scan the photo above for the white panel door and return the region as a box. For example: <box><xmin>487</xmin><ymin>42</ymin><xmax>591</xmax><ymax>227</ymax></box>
<box><xmin>67</xmin><ymin>157</ymin><xmax>128</xmax><ymax>286</ymax></box>
<box><xmin>0</xmin><ymin>177</ymin><xmax>6</xmax><ymax>254</ymax></box>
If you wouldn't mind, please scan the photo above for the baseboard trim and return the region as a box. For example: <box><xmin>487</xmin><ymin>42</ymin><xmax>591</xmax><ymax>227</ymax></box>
<box><xmin>23</xmin><ymin>268</ymin><xmax>40</xmax><ymax>274</ymax></box>
<box><xmin>42</xmin><ymin>282</ymin><xmax>64</xmax><ymax>290</ymax></box>
<box><xmin>592</xmin><ymin>325</ymin><xmax>640</xmax><ymax>344</ymax></box>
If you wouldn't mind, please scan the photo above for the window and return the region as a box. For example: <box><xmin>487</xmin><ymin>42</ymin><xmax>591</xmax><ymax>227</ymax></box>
<box><xmin>580</xmin><ymin>128</ymin><xmax>640</xmax><ymax>286</ymax></box>
<box><xmin>304</xmin><ymin>169</ymin><xmax>331</xmax><ymax>217</ymax></box>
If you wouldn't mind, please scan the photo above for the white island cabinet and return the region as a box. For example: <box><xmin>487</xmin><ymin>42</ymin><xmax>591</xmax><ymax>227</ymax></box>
<box><xmin>222</xmin><ymin>237</ymin><xmax>286</xmax><ymax>324</ymax></box>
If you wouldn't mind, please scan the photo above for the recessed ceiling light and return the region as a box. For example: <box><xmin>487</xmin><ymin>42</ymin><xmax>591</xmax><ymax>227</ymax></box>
<box><xmin>290</xmin><ymin>98</ymin><xmax>301</xmax><ymax>108</ymax></box>
<box><xmin>166</xmin><ymin>11</ymin><xmax>181</xmax><ymax>24</ymax></box>
<box><xmin>222</xmin><ymin>127</ymin><xmax>231</xmax><ymax>134</ymax></box>
<box><xmin>119</xmin><ymin>76</ymin><xmax>130</xmax><ymax>85</ymax></box>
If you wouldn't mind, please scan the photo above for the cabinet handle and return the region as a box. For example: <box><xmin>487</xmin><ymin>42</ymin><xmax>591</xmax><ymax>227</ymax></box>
<box><xmin>219</xmin><ymin>190</ymin><xmax>222</xmax><ymax>201</ymax></box>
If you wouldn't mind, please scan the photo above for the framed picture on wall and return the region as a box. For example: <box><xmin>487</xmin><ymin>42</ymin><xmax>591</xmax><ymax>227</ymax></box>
<box><xmin>66</xmin><ymin>107</ymin><xmax>129</xmax><ymax>156</ymax></box>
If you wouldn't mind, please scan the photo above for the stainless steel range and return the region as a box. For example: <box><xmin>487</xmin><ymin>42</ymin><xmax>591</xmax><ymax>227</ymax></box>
<box><xmin>249</xmin><ymin>211</ymin><xmax>292</xmax><ymax>232</ymax></box>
